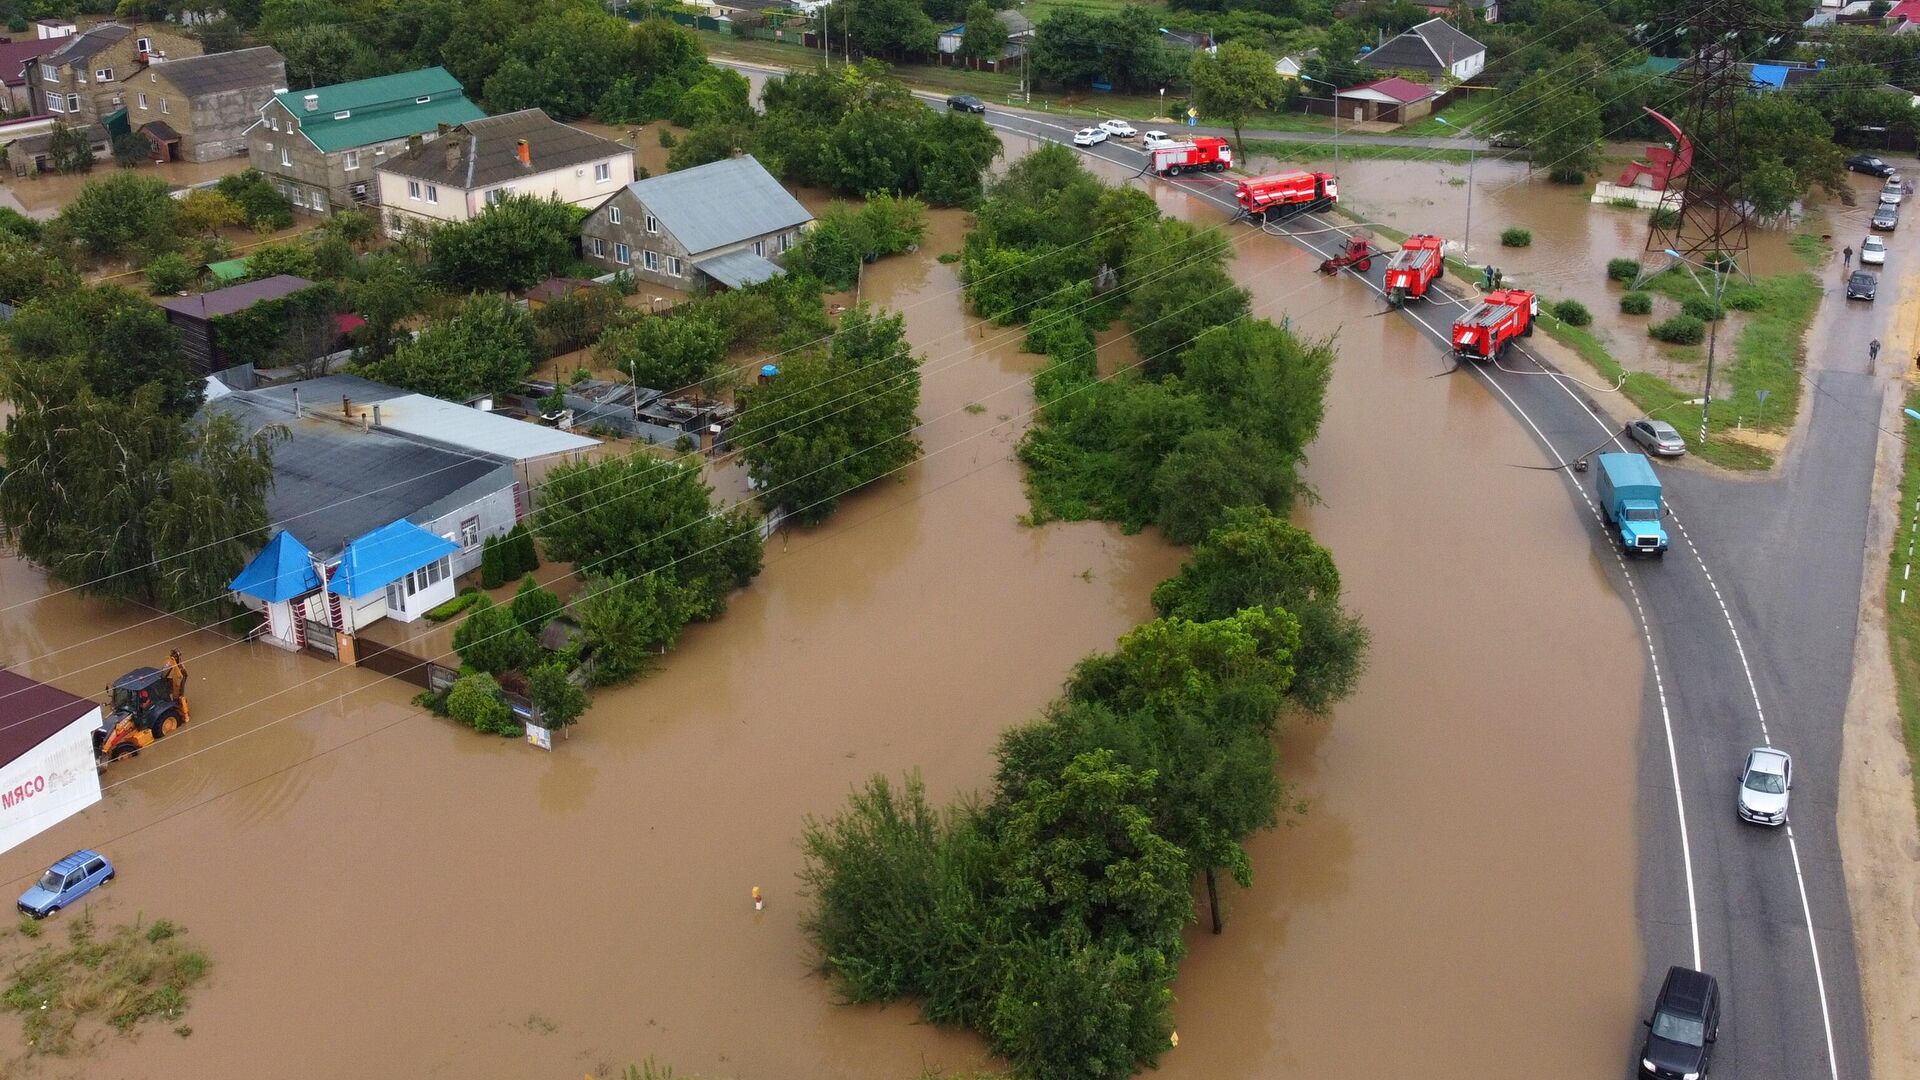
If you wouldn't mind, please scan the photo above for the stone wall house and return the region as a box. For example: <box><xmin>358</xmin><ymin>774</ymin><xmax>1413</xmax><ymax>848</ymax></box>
<box><xmin>249</xmin><ymin>66</ymin><xmax>484</xmax><ymax>215</ymax></box>
<box><xmin>24</xmin><ymin>22</ymin><xmax>199</xmax><ymax>128</ymax></box>
<box><xmin>578</xmin><ymin>155</ymin><xmax>812</xmax><ymax>293</ymax></box>
<box><xmin>0</xmin><ymin>37</ymin><xmax>65</xmax><ymax>115</ymax></box>
<box><xmin>375</xmin><ymin>108</ymin><xmax>633</xmax><ymax>236</ymax></box>
<box><xmin>127</xmin><ymin>46</ymin><xmax>285</xmax><ymax>162</ymax></box>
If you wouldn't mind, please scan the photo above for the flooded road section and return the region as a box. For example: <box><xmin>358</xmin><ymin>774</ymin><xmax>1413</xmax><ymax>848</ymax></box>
<box><xmin>0</xmin><ymin>133</ymin><xmax>1640</xmax><ymax>1079</ymax></box>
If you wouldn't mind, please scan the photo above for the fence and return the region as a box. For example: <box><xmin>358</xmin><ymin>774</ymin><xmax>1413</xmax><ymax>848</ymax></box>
<box><xmin>356</xmin><ymin>636</ymin><xmax>435</xmax><ymax>689</ymax></box>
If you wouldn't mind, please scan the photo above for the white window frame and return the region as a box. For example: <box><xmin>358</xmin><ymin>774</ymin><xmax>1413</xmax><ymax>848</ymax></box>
<box><xmin>780</xmin><ymin>231</ymin><xmax>793</xmax><ymax>252</ymax></box>
<box><xmin>45</xmin><ymin>91</ymin><xmax>61</xmax><ymax>113</ymax></box>
<box><xmin>642</xmin><ymin>249</ymin><xmax>657</xmax><ymax>271</ymax></box>
<box><xmin>343</xmin><ymin>149</ymin><xmax>359</xmax><ymax>170</ymax></box>
<box><xmin>136</xmin><ymin>36</ymin><xmax>151</xmax><ymax>52</ymax></box>
<box><xmin>753</xmin><ymin>239</ymin><xmax>765</xmax><ymax>256</ymax></box>
<box><xmin>407</xmin><ymin>180</ymin><xmax>421</xmax><ymax>201</ymax></box>
<box><xmin>65</xmin><ymin>93</ymin><xmax>78</xmax><ymax>113</ymax></box>
<box><xmin>94</xmin><ymin>67</ymin><xmax>112</xmax><ymax>82</ymax></box>
<box><xmin>460</xmin><ymin>518</ymin><xmax>480</xmax><ymax>549</ymax></box>
<box><xmin>425</xmin><ymin>184</ymin><xmax>439</xmax><ymax>204</ymax></box>
<box><xmin>590</xmin><ymin>237</ymin><xmax>604</xmax><ymax>257</ymax></box>
<box><xmin>333</xmin><ymin>110</ymin><xmax>350</xmax><ymax>120</ymax></box>
<box><xmin>160</xmin><ymin>97</ymin><xmax>168</xmax><ymax>114</ymax></box>
<box><xmin>385</xmin><ymin>581</ymin><xmax>403</xmax><ymax>610</ymax></box>
<box><xmin>485</xmin><ymin>188</ymin><xmax>504</xmax><ymax>206</ymax></box>
<box><xmin>280</xmin><ymin>145</ymin><xmax>292</xmax><ymax>167</ymax></box>
<box><xmin>594</xmin><ymin>161</ymin><xmax>611</xmax><ymax>182</ymax></box>
<box><xmin>668</xmin><ymin>256</ymin><xmax>683</xmax><ymax>277</ymax></box>
<box><xmin>608</xmin><ymin>206</ymin><xmax>621</xmax><ymax>225</ymax></box>
<box><xmin>615</xmin><ymin>243</ymin><xmax>631</xmax><ymax>265</ymax></box>
<box><xmin>644</xmin><ymin>213</ymin><xmax>657</xmax><ymax>235</ymax></box>
<box><xmin>312</xmin><ymin>190</ymin><xmax>328</xmax><ymax>213</ymax></box>
<box><xmin>137</xmin><ymin>92</ymin><xmax>148</xmax><ymax>109</ymax></box>
<box><xmin>40</xmin><ymin>63</ymin><xmax>57</xmax><ymax>82</ymax></box>
<box><xmin>268</xmin><ymin>114</ymin><xmax>277</xmax><ymax>130</ymax></box>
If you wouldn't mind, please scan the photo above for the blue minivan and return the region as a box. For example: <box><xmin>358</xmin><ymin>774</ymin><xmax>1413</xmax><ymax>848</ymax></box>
<box><xmin>17</xmin><ymin>850</ymin><xmax>114</xmax><ymax>918</ymax></box>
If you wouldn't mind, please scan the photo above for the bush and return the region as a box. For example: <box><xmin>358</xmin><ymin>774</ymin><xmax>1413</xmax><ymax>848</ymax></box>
<box><xmin>1681</xmin><ymin>295</ymin><xmax>1724</xmax><ymax>321</ymax></box>
<box><xmin>511</xmin><ymin>525</ymin><xmax>540</xmax><ymax>576</ymax></box>
<box><xmin>509</xmin><ymin>574</ymin><xmax>562</xmax><ymax>635</ymax></box>
<box><xmin>1619</xmin><ymin>291</ymin><xmax>1653</xmax><ymax>315</ymax></box>
<box><xmin>1552</xmin><ymin>299</ymin><xmax>1591</xmax><ymax>326</ymax></box>
<box><xmin>1650</xmin><ymin>313</ymin><xmax>1705</xmax><ymax>345</ymax></box>
<box><xmin>144</xmin><ymin>253</ymin><xmax>196</xmax><ymax>295</ymax></box>
<box><xmin>446</xmin><ymin>672</ymin><xmax>520</xmax><ymax>736</ymax></box>
<box><xmin>1499</xmin><ymin>227</ymin><xmax>1532</xmax><ymax>248</ymax></box>
<box><xmin>213</xmin><ymin>169</ymin><xmax>294</xmax><ymax>231</ymax></box>
<box><xmin>424</xmin><ymin>589</ymin><xmax>483</xmax><ymax>621</ymax></box>
<box><xmin>1724</xmin><ymin>288</ymin><xmax>1764</xmax><ymax>312</ymax></box>
<box><xmin>658</xmin><ymin>128</ymin><xmax>677</xmax><ymax>148</ymax></box>
<box><xmin>480</xmin><ymin>535</ymin><xmax>507</xmax><ymax>588</ymax></box>
<box><xmin>452</xmin><ymin>596</ymin><xmax>540</xmax><ymax>675</ymax></box>
<box><xmin>1606</xmin><ymin>258</ymin><xmax>1640</xmax><ymax>282</ymax></box>
<box><xmin>1649</xmin><ymin>207</ymin><xmax>1679</xmax><ymax>230</ymax></box>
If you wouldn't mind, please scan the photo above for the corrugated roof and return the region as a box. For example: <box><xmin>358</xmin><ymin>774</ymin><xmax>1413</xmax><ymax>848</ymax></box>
<box><xmin>139</xmin><ymin>119</ymin><xmax>179</xmax><ymax>142</ymax></box>
<box><xmin>48</xmin><ymin>23</ymin><xmax>128</xmax><ymax>68</ymax></box>
<box><xmin>158</xmin><ymin>274</ymin><xmax>315</xmax><ymax>321</ymax></box>
<box><xmin>0</xmin><ymin>669</ymin><xmax>98</xmax><ymax>769</ymax></box>
<box><xmin>328</xmin><ymin>519</ymin><xmax>458</xmax><ymax>597</ymax></box>
<box><xmin>270</xmin><ymin>66</ymin><xmax>484</xmax><ymax>154</ymax></box>
<box><xmin>697</xmin><ymin>249</ymin><xmax>786</xmax><ymax>289</ymax></box>
<box><xmin>367</xmin><ymin>393</ymin><xmax>599</xmax><ymax>461</ymax></box>
<box><xmin>1341</xmin><ymin>76</ymin><xmax>1432</xmax><ymax>103</ymax></box>
<box><xmin>623</xmin><ymin>155</ymin><xmax>812</xmax><ymax>257</ymax></box>
<box><xmin>149</xmin><ymin>46</ymin><xmax>284</xmax><ymax>98</ymax></box>
<box><xmin>229</xmin><ymin>529</ymin><xmax>322</xmax><ymax>602</ymax></box>
<box><xmin>0</xmin><ymin>38</ymin><xmax>63</xmax><ymax>88</ymax></box>
<box><xmin>375</xmin><ymin>108</ymin><xmax>629</xmax><ymax>190</ymax></box>
<box><xmin>1412</xmin><ymin>18</ymin><xmax>1484</xmax><ymax>62</ymax></box>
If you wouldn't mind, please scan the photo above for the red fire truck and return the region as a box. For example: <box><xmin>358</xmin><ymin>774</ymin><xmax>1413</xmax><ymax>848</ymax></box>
<box><xmin>1148</xmin><ymin>136</ymin><xmax>1232</xmax><ymax>176</ymax></box>
<box><xmin>1235</xmin><ymin>171</ymin><xmax>1338</xmax><ymax>221</ymax></box>
<box><xmin>1384</xmin><ymin>234</ymin><xmax>1445</xmax><ymax>307</ymax></box>
<box><xmin>1451</xmin><ymin>288</ymin><xmax>1538</xmax><ymax>362</ymax></box>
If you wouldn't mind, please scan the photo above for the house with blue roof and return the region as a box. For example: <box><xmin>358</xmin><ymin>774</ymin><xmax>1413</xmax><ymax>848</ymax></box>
<box><xmin>249</xmin><ymin>66</ymin><xmax>485</xmax><ymax>216</ymax></box>
<box><xmin>220</xmin><ymin>374</ymin><xmax>596</xmax><ymax>656</ymax></box>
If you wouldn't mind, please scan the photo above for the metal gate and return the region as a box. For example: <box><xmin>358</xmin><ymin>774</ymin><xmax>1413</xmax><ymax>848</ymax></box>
<box><xmin>303</xmin><ymin>620</ymin><xmax>337</xmax><ymax>655</ymax></box>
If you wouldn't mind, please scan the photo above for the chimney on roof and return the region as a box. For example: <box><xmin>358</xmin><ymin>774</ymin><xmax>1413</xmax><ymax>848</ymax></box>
<box><xmin>303</xmin><ymin>93</ymin><xmax>318</xmax><ymax>112</ymax></box>
<box><xmin>444</xmin><ymin>135</ymin><xmax>459</xmax><ymax>171</ymax></box>
<box><xmin>372</xmin><ymin>403</ymin><xmax>382</xmax><ymax>428</ymax></box>
<box><xmin>407</xmin><ymin>133</ymin><xmax>423</xmax><ymax>156</ymax></box>
<box><xmin>291</xmin><ymin>387</ymin><xmax>300</xmax><ymax>417</ymax></box>
<box><xmin>516</xmin><ymin>138</ymin><xmax>530</xmax><ymax>167</ymax></box>
<box><xmin>342</xmin><ymin>395</ymin><xmax>352</xmax><ymax>417</ymax></box>
<box><xmin>437</xmin><ymin>121</ymin><xmax>451</xmax><ymax>138</ymax></box>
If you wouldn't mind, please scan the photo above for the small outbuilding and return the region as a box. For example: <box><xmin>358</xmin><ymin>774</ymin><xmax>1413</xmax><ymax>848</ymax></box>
<box><xmin>157</xmin><ymin>274</ymin><xmax>321</xmax><ymax>376</ymax></box>
<box><xmin>0</xmin><ymin>670</ymin><xmax>105</xmax><ymax>856</ymax></box>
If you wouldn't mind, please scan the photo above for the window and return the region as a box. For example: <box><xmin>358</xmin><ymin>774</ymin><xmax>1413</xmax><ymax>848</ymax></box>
<box><xmin>137</xmin><ymin>92</ymin><xmax>147</xmax><ymax>109</ymax></box>
<box><xmin>407</xmin><ymin>180</ymin><xmax>421</xmax><ymax>200</ymax></box>
<box><xmin>425</xmin><ymin>184</ymin><xmax>438</xmax><ymax>204</ymax></box>
<box><xmin>40</xmin><ymin>64</ymin><xmax>57</xmax><ymax>82</ymax></box>
<box><xmin>280</xmin><ymin>145</ymin><xmax>292</xmax><ymax>167</ymax></box>
<box><xmin>136</xmin><ymin>37</ymin><xmax>151</xmax><ymax>52</ymax></box>
<box><xmin>66</xmin><ymin>93</ymin><xmax>78</xmax><ymax>113</ymax></box>
<box><xmin>414</xmin><ymin>95</ymin><xmax>431</xmax><ymax>104</ymax></box>
<box><xmin>615</xmin><ymin>243</ymin><xmax>631</xmax><ymax>265</ymax></box>
<box><xmin>485</xmin><ymin>188</ymin><xmax>505</xmax><ymax>206</ymax></box>
<box><xmin>45</xmin><ymin>91</ymin><xmax>61</xmax><ymax>113</ymax></box>
<box><xmin>95</xmin><ymin>68</ymin><xmax>112</xmax><ymax>82</ymax></box>
<box><xmin>160</xmin><ymin>97</ymin><xmax>168</xmax><ymax>114</ymax></box>
<box><xmin>312</xmin><ymin>190</ymin><xmax>327</xmax><ymax>213</ymax></box>
<box><xmin>386</xmin><ymin>581</ymin><xmax>403</xmax><ymax>609</ymax></box>
<box><xmin>460</xmin><ymin>518</ymin><xmax>480</xmax><ymax>549</ymax></box>
<box><xmin>590</xmin><ymin>237</ymin><xmax>605</xmax><ymax>256</ymax></box>
<box><xmin>753</xmin><ymin>239</ymin><xmax>764</xmax><ymax>257</ymax></box>
<box><xmin>779</xmin><ymin>231</ymin><xmax>793</xmax><ymax>252</ymax></box>
<box><xmin>644</xmin><ymin>213</ymin><xmax>657</xmax><ymax>234</ymax></box>
<box><xmin>268</xmin><ymin>114</ymin><xmax>277</xmax><ymax>130</ymax></box>
<box><xmin>668</xmin><ymin>256</ymin><xmax>683</xmax><ymax>277</ymax></box>
<box><xmin>333</xmin><ymin>110</ymin><xmax>350</xmax><ymax>120</ymax></box>
<box><xmin>608</xmin><ymin>206</ymin><xmax>622</xmax><ymax>225</ymax></box>
<box><xmin>343</xmin><ymin>149</ymin><xmax>359</xmax><ymax>170</ymax></box>
<box><xmin>642</xmin><ymin>249</ymin><xmax>657</xmax><ymax>271</ymax></box>
<box><xmin>594</xmin><ymin>161</ymin><xmax>611</xmax><ymax>182</ymax></box>
<box><xmin>264</xmin><ymin>141</ymin><xmax>274</xmax><ymax>152</ymax></box>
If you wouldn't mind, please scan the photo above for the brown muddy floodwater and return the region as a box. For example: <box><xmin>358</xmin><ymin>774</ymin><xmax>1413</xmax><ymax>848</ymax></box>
<box><xmin>0</xmin><ymin>155</ymin><xmax>249</xmax><ymax>220</ymax></box>
<box><xmin>0</xmin><ymin>132</ymin><xmax>1641</xmax><ymax>1080</ymax></box>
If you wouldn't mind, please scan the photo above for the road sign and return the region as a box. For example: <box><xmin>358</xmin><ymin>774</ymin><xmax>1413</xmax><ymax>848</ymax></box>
<box><xmin>1755</xmin><ymin>389</ymin><xmax>1770</xmax><ymax>404</ymax></box>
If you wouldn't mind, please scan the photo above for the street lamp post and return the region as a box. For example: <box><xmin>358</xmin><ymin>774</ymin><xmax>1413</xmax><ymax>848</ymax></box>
<box><xmin>1435</xmin><ymin>115</ymin><xmax>1475</xmax><ymax>257</ymax></box>
<box><xmin>1663</xmin><ymin>247</ymin><xmax>1730</xmax><ymax>446</ymax></box>
<box><xmin>1300</xmin><ymin>75</ymin><xmax>1339</xmax><ymax>179</ymax></box>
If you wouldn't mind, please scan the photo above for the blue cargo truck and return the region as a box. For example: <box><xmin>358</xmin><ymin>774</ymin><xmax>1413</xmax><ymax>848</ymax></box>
<box><xmin>1596</xmin><ymin>452</ymin><xmax>1668</xmax><ymax>556</ymax></box>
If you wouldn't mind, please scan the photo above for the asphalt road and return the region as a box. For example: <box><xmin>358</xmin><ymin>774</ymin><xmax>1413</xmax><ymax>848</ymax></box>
<box><xmin>974</xmin><ymin>109</ymin><xmax>1885</xmax><ymax>1078</ymax></box>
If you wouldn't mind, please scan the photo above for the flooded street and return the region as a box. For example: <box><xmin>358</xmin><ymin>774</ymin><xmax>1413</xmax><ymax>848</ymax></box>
<box><xmin>0</xmin><ymin>131</ymin><xmax>1643</xmax><ymax>1079</ymax></box>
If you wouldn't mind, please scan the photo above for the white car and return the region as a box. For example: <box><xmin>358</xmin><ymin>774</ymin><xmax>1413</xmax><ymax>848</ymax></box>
<box><xmin>1736</xmin><ymin>747</ymin><xmax>1791</xmax><ymax>826</ymax></box>
<box><xmin>1073</xmin><ymin>127</ymin><xmax>1108</xmax><ymax>147</ymax></box>
<box><xmin>1862</xmin><ymin>235</ymin><xmax>1888</xmax><ymax>265</ymax></box>
<box><xmin>1142</xmin><ymin>129</ymin><xmax>1172</xmax><ymax>145</ymax></box>
<box><xmin>1881</xmin><ymin>177</ymin><xmax>1904</xmax><ymax>205</ymax></box>
<box><xmin>1099</xmin><ymin>119</ymin><xmax>1138</xmax><ymax>139</ymax></box>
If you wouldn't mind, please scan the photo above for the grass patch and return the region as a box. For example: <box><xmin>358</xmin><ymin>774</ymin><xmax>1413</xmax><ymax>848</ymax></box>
<box><xmin>1243</xmin><ymin>138</ymin><xmax>1476</xmax><ymax>164</ymax></box>
<box><xmin>1</xmin><ymin>914</ymin><xmax>211</xmax><ymax>1056</ymax></box>
<box><xmin>1887</xmin><ymin>385</ymin><xmax>1920</xmax><ymax>825</ymax></box>
<box><xmin>424</xmin><ymin>588</ymin><xmax>484</xmax><ymax>622</ymax></box>
<box><xmin>1396</xmin><ymin>92</ymin><xmax>1497</xmax><ymax>136</ymax></box>
<box><xmin>1791</xmin><ymin>231</ymin><xmax>1828</xmax><ymax>266</ymax></box>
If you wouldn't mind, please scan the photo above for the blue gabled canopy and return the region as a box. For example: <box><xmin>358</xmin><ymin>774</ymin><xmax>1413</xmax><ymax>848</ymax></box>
<box><xmin>229</xmin><ymin>530</ymin><xmax>323</xmax><ymax>603</ymax></box>
<box><xmin>328</xmin><ymin>520</ymin><xmax>459</xmax><ymax>598</ymax></box>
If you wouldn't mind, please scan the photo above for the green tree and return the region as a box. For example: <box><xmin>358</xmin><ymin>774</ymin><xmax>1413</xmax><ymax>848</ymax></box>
<box><xmin>452</xmin><ymin>596</ymin><xmax>540</xmax><ymax>675</ymax></box>
<box><xmin>1491</xmin><ymin>73</ymin><xmax>1602</xmax><ymax>183</ymax></box>
<box><xmin>986</xmin><ymin>931</ymin><xmax>1177</xmax><ymax>1080</ymax></box>
<box><xmin>147</xmin><ymin>412</ymin><xmax>286</xmax><ymax>615</ymax></box>
<box><xmin>592</xmin><ymin>309</ymin><xmax>731</xmax><ymax>391</ymax></box>
<box><xmin>572</xmin><ymin>571</ymin><xmax>689</xmax><ymax>685</ymax></box>
<box><xmin>0</xmin><ymin>234</ymin><xmax>78</xmax><ymax>306</ymax></box>
<box><xmin>1731</xmin><ymin>92</ymin><xmax>1845</xmax><ymax>217</ymax></box>
<box><xmin>47</xmin><ymin>121</ymin><xmax>97</xmax><ymax>174</ymax></box>
<box><xmin>1125</xmin><ymin>218</ymin><xmax>1249</xmax><ymax>375</ymax></box>
<box><xmin>733</xmin><ymin>305</ymin><xmax>922</xmax><ymax>524</ymax></box>
<box><xmin>1189</xmin><ymin>41</ymin><xmax>1283</xmax><ymax>166</ymax></box>
<box><xmin>361</xmin><ymin>293</ymin><xmax>538</xmax><ymax>398</ymax></box>
<box><xmin>273</xmin><ymin>23</ymin><xmax>373</xmax><ymax>88</ymax></box>
<box><xmin>788</xmin><ymin>217</ymin><xmax>864</xmax><ymax>290</ymax></box>
<box><xmin>665</xmin><ymin>121</ymin><xmax>755</xmax><ymax>172</ymax></box>
<box><xmin>144</xmin><ymin>253</ymin><xmax>197</xmax><ymax>295</ymax></box>
<box><xmin>213</xmin><ymin>169</ymin><xmax>295</xmax><ymax>230</ymax></box>
<box><xmin>509</xmin><ymin>574</ymin><xmax>563</xmax><ymax>635</ymax></box>
<box><xmin>528</xmin><ymin>660</ymin><xmax>588</xmax><ymax>733</ymax></box>
<box><xmin>346</xmin><ymin>254</ymin><xmax>431</xmax><ymax>359</ymax></box>
<box><xmin>956</xmin><ymin>1</ymin><xmax>1008</xmax><ymax>67</ymax></box>
<box><xmin>1178</xmin><ymin>318</ymin><xmax>1335</xmax><ymax>459</ymax></box>
<box><xmin>177</xmin><ymin>189</ymin><xmax>245</xmax><ymax>236</ymax></box>
<box><xmin>243</xmin><ymin>240</ymin><xmax>322</xmax><ymax>281</ymax></box>
<box><xmin>427</xmin><ymin>194</ymin><xmax>582</xmax><ymax>293</ymax></box>
<box><xmin>53</xmin><ymin>171</ymin><xmax>179</xmax><ymax>259</ymax></box>
<box><xmin>6</xmin><ymin>285</ymin><xmax>203</xmax><ymax>416</ymax></box>
<box><xmin>1150</xmin><ymin>426</ymin><xmax>1299</xmax><ymax>544</ymax></box>
<box><xmin>446</xmin><ymin>671</ymin><xmax>519</xmax><ymax>735</ymax></box>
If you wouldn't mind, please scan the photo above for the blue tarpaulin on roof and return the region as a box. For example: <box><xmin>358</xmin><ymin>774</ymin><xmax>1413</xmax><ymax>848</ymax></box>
<box><xmin>327</xmin><ymin>520</ymin><xmax>458</xmax><ymax>598</ymax></box>
<box><xmin>1748</xmin><ymin>64</ymin><xmax>1789</xmax><ymax>89</ymax></box>
<box><xmin>229</xmin><ymin>530</ymin><xmax>322</xmax><ymax>603</ymax></box>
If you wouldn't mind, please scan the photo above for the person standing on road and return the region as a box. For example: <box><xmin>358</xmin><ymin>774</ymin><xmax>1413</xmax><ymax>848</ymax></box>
<box><xmin>1844</xmin><ymin>245</ymin><xmax>1853</xmax><ymax>270</ymax></box>
<box><xmin>1870</xmin><ymin>338</ymin><xmax>1881</xmax><ymax>362</ymax></box>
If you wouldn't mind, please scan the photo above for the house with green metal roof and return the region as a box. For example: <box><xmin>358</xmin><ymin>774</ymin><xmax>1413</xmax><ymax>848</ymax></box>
<box><xmin>248</xmin><ymin>66</ymin><xmax>485</xmax><ymax>216</ymax></box>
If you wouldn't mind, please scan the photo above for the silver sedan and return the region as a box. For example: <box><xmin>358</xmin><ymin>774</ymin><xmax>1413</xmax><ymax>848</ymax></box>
<box><xmin>1627</xmin><ymin>418</ymin><xmax>1687</xmax><ymax>457</ymax></box>
<box><xmin>1736</xmin><ymin>747</ymin><xmax>1792</xmax><ymax>826</ymax></box>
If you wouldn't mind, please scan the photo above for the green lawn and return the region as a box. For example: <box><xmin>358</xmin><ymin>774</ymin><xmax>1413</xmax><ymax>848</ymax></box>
<box><xmin>1397</xmin><ymin>93</ymin><xmax>1497</xmax><ymax>137</ymax></box>
<box><xmin>1888</xmin><ymin>385</ymin><xmax>1920</xmax><ymax>824</ymax></box>
<box><xmin>1244</xmin><ymin>138</ymin><xmax>1477</xmax><ymax>164</ymax></box>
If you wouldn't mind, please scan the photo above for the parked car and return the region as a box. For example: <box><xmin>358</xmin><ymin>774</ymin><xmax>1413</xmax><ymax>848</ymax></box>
<box><xmin>1881</xmin><ymin>178</ymin><xmax>1904</xmax><ymax>204</ymax></box>
<box><xmin>17</xmin><ymin>850</ymin><xmax>113</xmax><ymax>919</ymax></box>
<box><xmin>1142</xmin><ymin>129</ymin><xmax>1174</xmax><ymax>146</ymax></box>
<box><xmin>1736</xmin><ymin>746</ymin><xmax>1792</xmax><ymax>825</ymax></box>
<box><xmin>946</xmin><ymin>94</ymin><xmax>986</xmax><ymax>114</ymax></box>
<box><xmin>1847</xmin><ymin>270</ymin><xmax>1878</xmax><ymax>300</ymax></box>
<box><xmin>1638</xmin><ymin>966</ymin><xmax>1720</xmax><ymax>1079</ymax></box>
<box><xmin>1627</xmin><ymin>418</ymin><xmax>1687</xmax><ymax>456</ymax></box>
<box><xmin>1073</xmin><ymin>126</ymin><xmax>1108</xmax><ymax>146</ymax></box>
<box><xmin>1099</xmin><ymin>119</ymin><xmax>1138</xmax><ymax>138</ymax></box>
<box><xmin>1873</xmin><ymin>203</ymin><xmax>1899</xmax><ymax>231</ymax></box>
<box><xmin>1847</xmin><ymin>153</ymin><xmax>1896</xmax><ymax>178</ymax></box>
<box><xmin>1862</xmin><ymin>235</ymin><xmax>1888</xmax><ymax>265</ymax></box>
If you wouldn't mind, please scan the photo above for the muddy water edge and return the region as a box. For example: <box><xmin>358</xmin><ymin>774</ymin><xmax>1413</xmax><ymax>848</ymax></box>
<box><xmin>0</xmin><ymin>135</ymin><xmax>1640</xmax><ymax>1078</ymax></box>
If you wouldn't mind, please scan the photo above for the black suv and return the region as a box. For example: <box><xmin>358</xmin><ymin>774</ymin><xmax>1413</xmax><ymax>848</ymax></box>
<box><xmin>1639</xmin><ymin>966</ymin><xmax>1719</xmax><ymax>1079</ymax></box>
<box><xmin>1848</xmin><ymin>153</ymin><xmax>1897</xmax><ymax>178</ymax></box>
<box><xmin>947</xmin><ymin>94</ymin><xmax>986</xmax><ymax>114</ymax></box>
<box><xmin>1847</xmin><ymin>270</ymin><xmax>1878</xmax><ymax>300</ymax></box>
